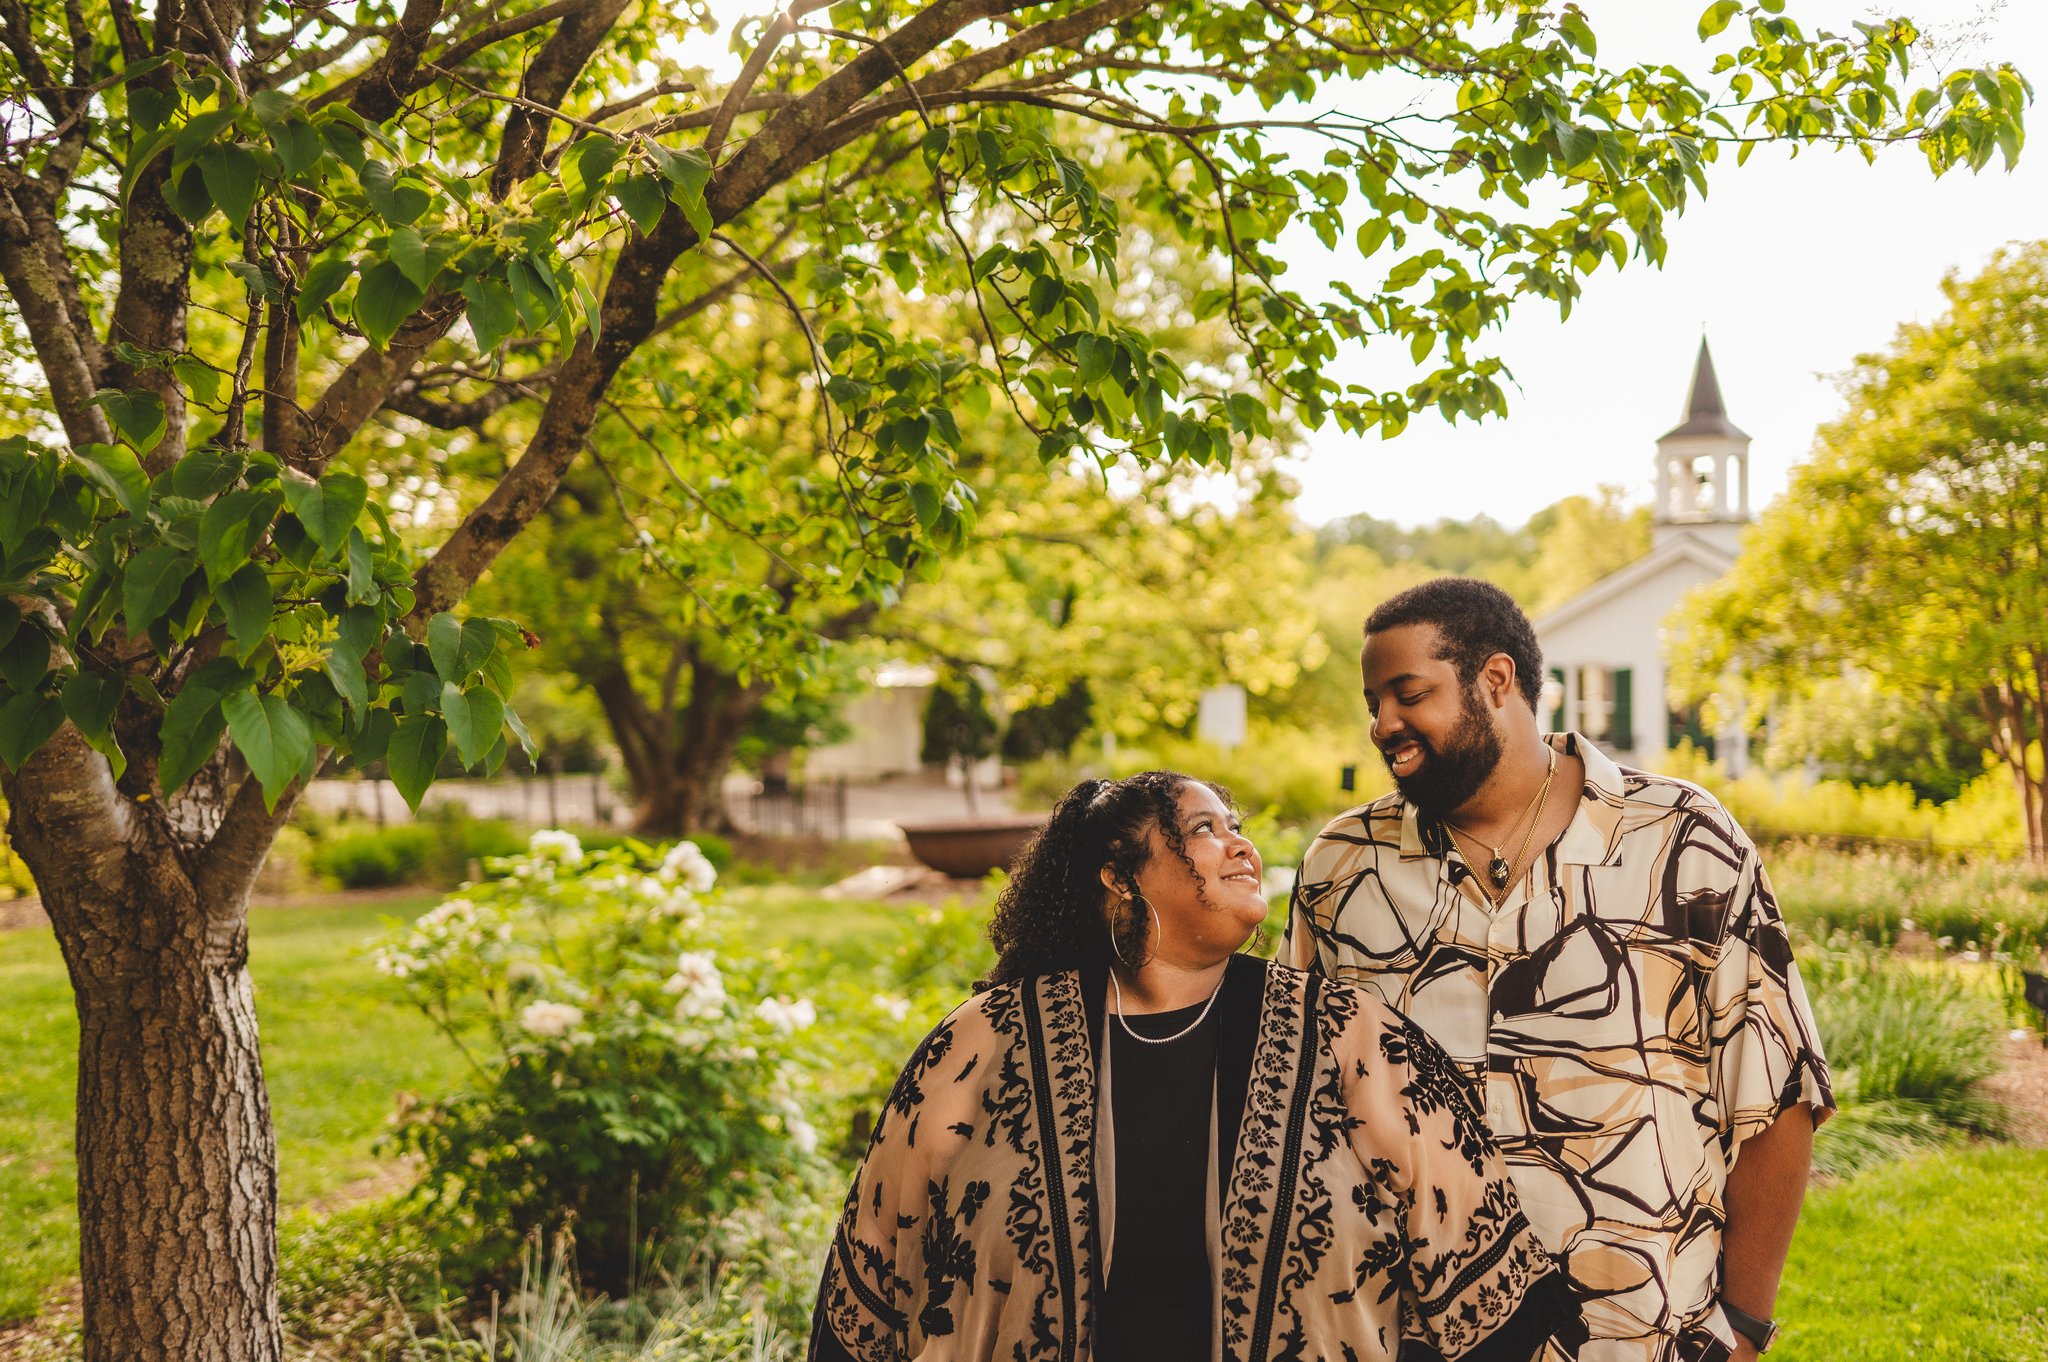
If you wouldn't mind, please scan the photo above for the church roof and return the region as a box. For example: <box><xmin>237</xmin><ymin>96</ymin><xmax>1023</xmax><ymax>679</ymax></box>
<box><xmin>1659</xmin><ymin>339</ymin><xmax>1749</xmax><ymax>442</ymax></box>
<box><xmin>1532</xmin><ymin>530</ymin><xmax>1738</xmax><ymax>637</ymax></box>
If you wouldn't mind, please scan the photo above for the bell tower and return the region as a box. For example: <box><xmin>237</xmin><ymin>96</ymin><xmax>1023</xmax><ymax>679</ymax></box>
<box><xmin>1652</xmin><ymin>338</ymin><xmax>1751</xmax><ymax>556</ymax></box>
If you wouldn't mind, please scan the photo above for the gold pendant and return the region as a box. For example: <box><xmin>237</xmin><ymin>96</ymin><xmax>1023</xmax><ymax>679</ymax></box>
<box><xmin>1488</xmin><ymin>856</ymin><xmax>1511</xmax><ymax>890</ymax></box>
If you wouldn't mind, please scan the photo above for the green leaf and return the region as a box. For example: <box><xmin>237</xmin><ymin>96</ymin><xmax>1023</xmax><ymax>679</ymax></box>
<box><xmin>71</xmin><ymin>442</ymin><xmax>151</xmax><ymax>516</ymax></box>
<box><xmin>279</xmin><ymin>470</ymin><xmax>368</xmax><ymax>557</ymax></box>
<box><xmin>613</xmin><ymin>172</ymin><xmax>667</xmax><ymax>237</ymax></box>
<box><xmin>0</xmin><ymin>624</ymin><xmax>50</xmax><ymax>692</ymax></box>
<box><xmin>171</xmin><ymin>355</ymin><xmax>223</xmax><ymax>407</ymax></box>
<box><xmin>463</xmin><ymin>275</ymin><xmax>517</xmax><ymax>353</ymax></box>
<box><xmin>908</xmin><ymin>481</ymin><xmax>941</xmax><ymax>530</ymax></box>
<box><xmin>506</xmin><ymin>259</ymin><xmax>558</xmax><ymax>330</ymax></box>
<box><xmin>353</xmin><ymin>260</ymin><xmax>425</xmax><ymax>351</ymax></box>
<box><xmin>503</xmin><ymin>703</ymin><xmax>537</xmax><ymax>758</ymax></box>
<box><xmin>345</xmin><ymin>528</ymin><xmax>377</xmax><ymax>604</ymax></box>
<box><xmin>218</xmin><ymin>563</ymin><xmax>273</xmax><ymax>658</ymax></box>
<box><xmin>360</xmin><ymin>159</ymin><xmax>431</xmax><ymax>225</ymax></box>
<box><xmin>60</xmin><ymin>669</ymin><xmax>127</xmax><ymax>777</ymax></box>
<box><xmin>196</xmin><ymin>143</ymin><xmax>261</xmax><ymax>226</ymax></box>
<box><xmin>425</xmin><ymin>612</ymin><xmax>496</xmax><ymax>683</ymax></box>
<box><xmin>350</xmin><ymin>706</ymin><xmax>394</xmax><ymax>764</ymax></box>
<box><xmin>1698</xmin><ymin>0</ymin><xmax>1742</xmax><ymax>39</ymax></box>
<box><xmin>442</xmin><ymin>681</ymin><xmax>504</xmax><ymax>767</ymax></box>
<box><xmin>387</xmin><ymin>226</ymin><xmax>436</xmax><ymax>290</ymax></box>
<box><xmin>123</xmin><ymin>544</ymin><xmax>195</xmax><ymax>631</ymax></box>
<box><xmin>198</xmin><ymin>488</ymin><xmax>278</xmax><ymax>585</ymax></box>
<box><xmin>653</xmin><ymin>145</ymin><xmax>713</xmax><ymax>240</ymax></box>
<box><xmin>0</xmin><ymin>690</ymin><xmax>64</xmax><ymax>774</ymax></box>
<box><xmin>297</xmin><ymin>257</ymin><xmax>356</xmax><ymax>321</ymax></box>
<box><xmin>273</xmin><ymin>116</ymin><xmax>323</xmax><ymax>177</ymax></box>
<box><xmin>325</xmin><ymin>639</ymin><xmax>369</xmax><ymax>713</ymax></box>
<box><xmin>562</xmin><ymin>135</ymin><xmax>620</xmax><ymax>203</ymax></box>
<box><xmin>223</xmin><ymin>687</ymin><xmax>313</xmax><ymax>810</ymax></box>
<box><xmin>93</xmin><ymin>389</ymin><xmax>167</xmax><ymax>453</ymax></box>
<box><xmin>387</xmin><ymin>712</ymin><xmax>447</xmax><ymax>812</ymax></box>
<box><xmin>157</xmin><ymin>659</ymin><xmax>246</xmax><ymax>793</ymax></box>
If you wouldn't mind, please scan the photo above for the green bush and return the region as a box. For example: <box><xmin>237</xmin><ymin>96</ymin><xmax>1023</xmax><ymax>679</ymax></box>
<box><xmin>1799</xmin><ymin>938</ymin><xmax>2010</xmax><ymax>1178</ymax></box>
<box><xmin>1769</xmin><ymin>842</ymin><xmax>2048</xmax><ymax>959</ymax></box>
<box><xmin>373</xmin><ymin>832</ymin><xmax>820</xmax><ymax>1296</ymax></box>
<box><xmin>311</xmin><ymin>816</ymin><xmax>528</xmax><ymax>889</ymax></box>
<box><xmin>1658</xmin><ymin>744</ymin><xmax>2025</xmax><ymax>851</ymax></box>
<box><xmin>0</xmin><ymin>796</ymin><xmax>34</xmax><ymax>900</ymax></box>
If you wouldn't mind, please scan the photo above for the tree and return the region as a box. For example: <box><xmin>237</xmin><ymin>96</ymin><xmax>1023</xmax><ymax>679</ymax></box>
<box><xmin>0</xmin><ymin>0</ymin><xmax>2023</xmax><ymax>1353</ymax></box>
<box><xmin>1671</xmin><ymin>242</ymin><xmax>2048</xmax><ymax>859</ymax></box>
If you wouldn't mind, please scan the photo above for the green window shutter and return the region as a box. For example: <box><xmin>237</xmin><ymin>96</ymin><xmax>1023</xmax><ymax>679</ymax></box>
<box><xmin>1548</xmin><ymin>667</ymin><xmax>1565</xmax><ymax>732</ymax></box>
<box><xmin>1612</xmin><ymin>667</ymin><xmax>1633</xmax><ymax>750</ymax></box>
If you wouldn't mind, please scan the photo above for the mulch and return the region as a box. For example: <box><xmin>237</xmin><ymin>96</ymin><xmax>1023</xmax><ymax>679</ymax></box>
<box><xmin>1985</xmin><ymin>1031</ymin><xmax>2048</xmax><ymax>1148</ymax></box>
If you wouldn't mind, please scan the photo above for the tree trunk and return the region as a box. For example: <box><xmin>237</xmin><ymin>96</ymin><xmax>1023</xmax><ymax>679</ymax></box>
<box><xmin>66</xmin><ymin>882</ymin><xmax>281</xmax><ymax>1362</ymax></box>
<box><xmin>6</xmin><ymin>728</ymin><xmax>288</xmax><ymax>1362</ymax></box>
<box><xmin>627</xmin><ymin>678</ymin><xmax>767</xmax><ymax>838</ymax></box>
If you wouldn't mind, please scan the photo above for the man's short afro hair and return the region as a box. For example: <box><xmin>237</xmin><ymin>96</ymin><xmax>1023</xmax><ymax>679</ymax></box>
<box><xmin>1364</xmin><ymin>576</ymin><xmax>1544</xmax><ymax>713</ymax></box>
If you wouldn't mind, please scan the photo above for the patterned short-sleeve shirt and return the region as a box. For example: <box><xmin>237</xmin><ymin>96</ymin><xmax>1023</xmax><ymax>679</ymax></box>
<box><xmin>1285</xmin><ymin>732</ymin><xmax>1835</xmax><ymax>1362</ymax></box>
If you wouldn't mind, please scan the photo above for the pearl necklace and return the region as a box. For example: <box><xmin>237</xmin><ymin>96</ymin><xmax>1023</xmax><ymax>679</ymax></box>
<box><xmin>1109</xmin><ymin>968</ymin><xmax>1224</xmax><ymax>1045</ymax></box>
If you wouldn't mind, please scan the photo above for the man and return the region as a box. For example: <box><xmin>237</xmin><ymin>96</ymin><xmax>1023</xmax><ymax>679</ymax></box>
<box><xmin>1286</xmin><ymin>577</ymin><xmax>1833</xmax><ymax>1362</ymax></box>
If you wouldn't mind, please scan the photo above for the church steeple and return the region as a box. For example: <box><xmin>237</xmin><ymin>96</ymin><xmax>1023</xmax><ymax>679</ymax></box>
<box><xmin>1660</xmin><ymin>339</ymin><xmax>1749</xmax><ymax>442</ymax></box>
<box><xmin>1653</xmin><ymin>337</ymin><xmax>1751</xmax><ymax>550</ymax></box>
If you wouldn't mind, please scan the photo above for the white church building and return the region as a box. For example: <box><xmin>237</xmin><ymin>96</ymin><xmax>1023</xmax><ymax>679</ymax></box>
<box><xmin>1534</xmin><ymin>340</ymin><xmax>1752</xmax><ymax>774</ymax></box>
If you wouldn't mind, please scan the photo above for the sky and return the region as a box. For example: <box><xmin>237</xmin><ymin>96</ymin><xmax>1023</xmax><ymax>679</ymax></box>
<box><xmin>1279</xmin><ymin>1</ymin><xmax>2048</xmax><ymax>528</ymax></box>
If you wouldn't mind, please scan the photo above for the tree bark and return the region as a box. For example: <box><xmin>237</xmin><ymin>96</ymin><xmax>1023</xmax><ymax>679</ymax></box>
<box><xmin>5</xmin><ymin>727</ymin><xmax>287</xmax><ymax>1362</ymax></box>
<box><xmin>68</xmin><ymin>889</ymin><xmax>280</xmax><ymax>1362</ymax></box>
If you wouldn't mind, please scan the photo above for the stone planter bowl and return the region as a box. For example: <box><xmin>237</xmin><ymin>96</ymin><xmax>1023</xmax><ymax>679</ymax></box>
<box><xmin>897</xmin><ymin>815</ymin><xmax>1050</xmax><ymax>879</ymax></box>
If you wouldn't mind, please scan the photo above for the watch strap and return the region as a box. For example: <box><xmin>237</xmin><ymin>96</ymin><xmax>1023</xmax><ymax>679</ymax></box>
<box><xmin>1720</xmin><ymin>1300</ymin><xmax>1779</xmax><ymax>1353</ymax></box>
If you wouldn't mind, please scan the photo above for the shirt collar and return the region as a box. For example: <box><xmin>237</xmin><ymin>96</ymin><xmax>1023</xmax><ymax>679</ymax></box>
<box><xmin>1397</xmin><ymin>730</ymin><xmax>1626</xmax><ymax>868</ymax></box>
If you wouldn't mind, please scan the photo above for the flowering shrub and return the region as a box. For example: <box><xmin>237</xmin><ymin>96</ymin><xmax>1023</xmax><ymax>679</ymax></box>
<box><xmin>374</xmin><ymin>831</ymin><xmax>821</xmax><ymax>1294</ymax></box>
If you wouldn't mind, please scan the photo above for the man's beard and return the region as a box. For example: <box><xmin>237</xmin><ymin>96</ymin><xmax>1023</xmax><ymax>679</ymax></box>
<box><xmin>1384</xmin><ymin>687</ymin><xmax>1503</xmax><ymax>817</ymax></box>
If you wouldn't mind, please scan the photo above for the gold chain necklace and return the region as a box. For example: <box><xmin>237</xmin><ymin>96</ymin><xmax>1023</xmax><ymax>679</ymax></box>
<box><xmin>1444</xmin><ymin>748</ymin><xmax>1557</xmax><ymax>900</ymax></box>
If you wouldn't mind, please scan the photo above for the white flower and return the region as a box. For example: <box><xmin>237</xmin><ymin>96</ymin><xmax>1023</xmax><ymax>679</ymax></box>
<box><xmin>665</xmin><ymin>950</ymin><xmax>727</xmax><ymax>1020</ymax></box>
<box><xmin>520</xmin><ymin>1000</ymin><xmax>585</xmax><ymax>1038</ymax></box>
<box><xmin>872</xmin><ymin>993</ymin><xmax>911</xmax><ymax>1023</ymax></box>
<box><xmin>505</xmin><ymin>960</ymin><xmax>546</xmax><ymax>987</ymax></box>
<box><xmin>528</xmin><ymin>829</ymin><xmax>584</xmax><ymax>867</ymax></box>
<box><xmin>1900</xmin><ymin>918</ymin><xmax>1917</xmax><ymax>933</ymax></box>
<box><xmin>755</xmin><ymin>996</ymin><xmax>816</xmax><ymax>1034</ymax></box>
<box><xmin>659</xmin><ymin>841</ymin><xmax>718</xmax><ymax>894</ymax></box>
<box><xmin>788</xmin><ymin>1117</ymin><xmax>819</xmax><ymax>1156</ymax></box>
<box><xmin>374</xmin><ymin>949</ymin><xmax>421</xmax><ymax>979</ymax></box>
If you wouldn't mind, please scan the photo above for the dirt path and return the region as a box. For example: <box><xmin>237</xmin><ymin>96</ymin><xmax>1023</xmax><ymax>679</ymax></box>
<box><xmin>1986</xmin><ymin>1031</ymin><xmax>2048</xmax><ymax>1147</ymax></box>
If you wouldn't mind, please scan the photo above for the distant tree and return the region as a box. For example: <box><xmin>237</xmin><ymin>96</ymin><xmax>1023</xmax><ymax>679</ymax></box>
<box><xmin>1673</xmin><ymin>243</ymin><xmax>2048</xmax><ymax>859</ymax></box>
<box><xmin>1518</xmin><ymin>484</ymin><xmax>1652</xmax><ymax>613</ymax></box>
<box><xmin>920</xmin><ymin>672</ymin><xmax>1000</xmax><ymax>814</ymax></box>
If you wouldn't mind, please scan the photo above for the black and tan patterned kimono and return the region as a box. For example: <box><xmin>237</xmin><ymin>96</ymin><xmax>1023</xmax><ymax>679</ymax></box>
<box><xmin>809</xmin><ymin>955</ymin><xmax>1575</xmax><ymax>1362</ymax></box>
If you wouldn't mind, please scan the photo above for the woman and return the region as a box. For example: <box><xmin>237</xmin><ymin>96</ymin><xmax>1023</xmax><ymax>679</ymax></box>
<box><xmin>810</xmin><ymin>771</ymin><xmax>1576</xmax><ymax>1362</ymax></box>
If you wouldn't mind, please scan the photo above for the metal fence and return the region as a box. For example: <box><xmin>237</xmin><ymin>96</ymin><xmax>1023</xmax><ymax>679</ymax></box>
<box><xmin>732</xmin><ymin>779</ymin><xmax>848</xmax><ymax>840</ymax></box>
<box><xmin>301</xmin><ymin>773</ymin><xmax>626</xmax><ymax>827</ymax></box>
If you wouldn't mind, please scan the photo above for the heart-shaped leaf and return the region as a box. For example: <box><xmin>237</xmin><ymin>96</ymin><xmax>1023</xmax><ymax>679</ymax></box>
<box><xmin>70</xmin><ymin>442</ymin><xmax>151</xmax><ymax>517</ymax></box>
<box><xmin>353</xmin><ymin>259</ymin><xmax>425</xmax><ymax>351</ymax></box>
<box><xmin>280</xmin><ymin>470</ymin><xmax>367</xmax><ymax>557</ymax></box>
<box><xmin>442</xmin><ymin>681</ymin><xmax>504</xmax><ymax>767</ymax></box>
<box><xmin>223</xmin><ymin>687</ymin><xmax>313</xmax><ymax>811</ymax></box>
<box><xmin>217</xmin><ymin>562</ymin><xmax>273</xmax><ymax>658</ymax></box>
<box><xmin>0</xmin><ymin>690</ymin><xmax>64</xmax><ymax>773</ymax></box>
<box><xmin>387</xmin><ymin>711</ymin><xmax>447</xmax><ymax>812</ymax></box>
<box><xmin>123</xmin><ymin>544</ymin><xmax>195</xmax><ymax>631</ymax></box>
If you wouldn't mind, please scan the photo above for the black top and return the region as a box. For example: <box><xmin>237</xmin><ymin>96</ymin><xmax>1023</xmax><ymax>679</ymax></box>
<box><xmin>1095</xmin><ymin>996</ymin><xmax>1219</xmax><ymax>1362</ymax></box>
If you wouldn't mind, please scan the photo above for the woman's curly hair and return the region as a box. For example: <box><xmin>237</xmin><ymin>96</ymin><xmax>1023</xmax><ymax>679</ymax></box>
<box><xmin>980</xmin><ymin>769</ymin><xmax>1234</xmax><ymax>988</ymax></box>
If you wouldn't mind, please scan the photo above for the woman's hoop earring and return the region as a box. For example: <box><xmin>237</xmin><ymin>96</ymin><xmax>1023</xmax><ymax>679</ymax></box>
<box><xmin>1109</xmin><ymin>893</ymin><xmax>1159</xmax><ymax>969</ymax></box>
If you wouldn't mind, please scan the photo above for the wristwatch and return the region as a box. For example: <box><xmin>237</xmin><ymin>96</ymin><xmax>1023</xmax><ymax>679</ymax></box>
<box><xmin>1720</xmin><ymin>1300</ymin><xmax>1780</xmax><ymax>1354</ymax></box>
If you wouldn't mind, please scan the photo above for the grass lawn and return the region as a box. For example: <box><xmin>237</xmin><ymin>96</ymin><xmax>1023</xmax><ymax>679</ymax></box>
<box><xmin>1782</xmin><ymin>1145</ymin><xmax>2048</xmax><ymax>1359</ymax></box>
<box><xmin>0</xmin><ymin>896</ymin><xmax>462</xmax><ymax>1322</ymax></box>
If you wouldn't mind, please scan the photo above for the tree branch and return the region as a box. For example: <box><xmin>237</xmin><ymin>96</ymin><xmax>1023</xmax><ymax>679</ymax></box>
<box><xmin>0</xmin><ymin>175</ymin><xmax>113</xmax><ymax>447</ymax></box>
